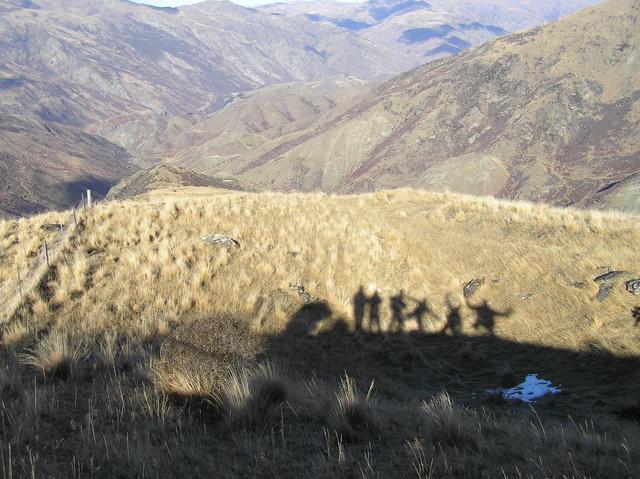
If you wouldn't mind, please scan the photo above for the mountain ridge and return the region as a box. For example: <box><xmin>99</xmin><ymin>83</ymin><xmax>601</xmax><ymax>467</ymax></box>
<box><xmin>222</xmin><ymin>0</ymin><xmax>640</xmax><ymax>212</ymax></box>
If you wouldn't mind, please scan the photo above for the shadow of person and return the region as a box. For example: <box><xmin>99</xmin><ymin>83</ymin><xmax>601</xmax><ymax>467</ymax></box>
<box><xmin>408</xmin><ymin>297</ymin><xmax>436</xmax><ymax>331</ymax></box>
<box><xmin>633</xmin><ymin>307</ymin><xmax>640</xmax><ymax>327</ymax></box>
<box><xmin>369</xmin><ymin>292</ymin><xmax>382</xmax><ymax>333</ymax></box>
<box><xmin>389</xmin><ymin>290</ymin><xmax>408</xmax><ymax>332</ymax></box>
<box><xmin>353</xmin><ymin>286</ymin><xmax>367</xmax><ymax>332</ymax></box>
<box><xmin>287</xmin><ymin>301</ymin><xmax>333</xmax><ymax>336</ymax></box>
<box><xmin>442</xmin><ymin>297</ymin><xmax>462</xmax><ymax>336</ymax></box>
<box><xmin>467</xmin><ymin>300</ymin><xmax>511</xmax><ymax>335</ymax></box>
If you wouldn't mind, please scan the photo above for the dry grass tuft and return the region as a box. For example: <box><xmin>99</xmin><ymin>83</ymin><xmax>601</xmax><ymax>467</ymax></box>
<box><xmin>421</xmin><ymin>392</ymin><xmax>476</xmax><ymax>448</ymax></box>
<box><xmin>19</xmin><ymin>331</ymin><xmax>88</xmax><ymax>379</ymax></box>
<box><xmin>154</xmin><ymin>366</ymin><xmax>215</xmax><ymax>402</ymax></box>
<box><xmin>328</xmin><ymin>374</ymin><xmax>376</xmax><ymax>441</ymax></box>
<box><xmin>2</xmin><ymin>320</ymin><xmax>33</xmax><ymax>349</ymax></box>
<box><xmin>215</xmin><ymin>362</ymin><xmax>289</xmax><ymax>429</ymax></box>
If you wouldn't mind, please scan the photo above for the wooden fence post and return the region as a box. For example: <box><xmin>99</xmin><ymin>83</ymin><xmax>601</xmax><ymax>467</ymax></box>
<box><xmin>44</xmin><ymin>240</ymin><xmax>49</xmax><ymax>268</ymax></box>
<box><xmin>87</xmin><ymin>189</ymin><xmax>92</xmax><ymax>209</ymax></box>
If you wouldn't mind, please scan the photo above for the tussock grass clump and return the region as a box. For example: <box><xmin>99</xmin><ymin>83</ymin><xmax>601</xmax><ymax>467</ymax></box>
<box><xmin>421</xmin><ymin>392</ymin><xmax>476</xmax><ymax>448</ymax></box>
<box><xmin>328</xmin><ymin>375</ymin><xmax>376</xmax><ymax>441</ymax></box>
<box><xmin>154</xmin><ymin>366</ymin><xmax>215</xmax><ymax>403</ymax></box>
<box><xmin>135</xmin><ymin>384</ymin><xmax>178</xmax><ymax>422</ymax></box>
<box><xmin>2</xmin><ymin>320</ymin><xmax>33</xmax><ymax>349</ymax></box>
<box><xmin>95</xmin><ymin>331</ymin><xmax>118</xmax><ymax>369</ymax></box>
<box><xmin>19</xmin><ymin>331</ymin><xmax>88</xmax><ymax>379</ymax></box>
<box><xmin>215</xmin><ymin>362</ymin><xmax>289</xmax><ymax>429</ymax></box>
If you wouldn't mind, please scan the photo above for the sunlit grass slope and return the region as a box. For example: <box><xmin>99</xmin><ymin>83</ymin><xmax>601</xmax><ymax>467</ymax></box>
<box><xmin>1</xmin><ymin>187</ymin><xmax>639</xmax><ymax>477</ymax></box>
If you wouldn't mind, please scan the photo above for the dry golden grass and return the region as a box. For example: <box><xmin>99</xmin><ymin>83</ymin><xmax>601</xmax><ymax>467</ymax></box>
<box><xmin>19</xmin><ymin>331</ymin><xmax>88</xmax><ymax>379</ymax></box>
<box><xmin>214</xmin><ymin>362</ymin><xmax>289</xmax><ymax>429</ymax></box>
<box><xmin>328</xmin><ymin>375</ymin><xmax>376</xmax><ymax>441</ymax></box>
<box><xmin>0</xmin><ymin>186</ymin><xmax>638</xmax><ymax>477</ymax></box>
<box><xmin>4</xmin><ymin>186</ymin><xmax>634</xmax><ymax>348</ymax></box>
<box><xmin>421</xmin><ymin>392</ymin><xmax>476</xmax><ymax>448</ymax></box>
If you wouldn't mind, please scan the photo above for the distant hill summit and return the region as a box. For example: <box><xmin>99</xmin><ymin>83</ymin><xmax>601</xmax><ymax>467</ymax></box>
<box><xmin>232</xmin><ymin>0</ymin><xmax>640</xmax><ymax>212</ymax></box>
<box><xmin>106</xmin><ymin>165</ymin><xmax>246</xmax><ymax>201</ymax></box>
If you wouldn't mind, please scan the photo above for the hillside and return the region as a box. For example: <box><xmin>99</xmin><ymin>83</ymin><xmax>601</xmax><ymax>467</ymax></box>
<box><xmin>0</xmin><ymin>115</ymin><xmax>137</xmax><ymax>217</ymax></box>
<box><xmin>106</xmin><ymin>165</ymin><xmax>247</xmax><ymax>200</ymax></box>
<box><xmin>92</xmin><ymin>76</ymin><xmax>371</xmax><ymax>171</ymax></box>
<box><xmin>226</xmin><ymin>0</ymin><xmax>640</xmax><ymax>212</ymax></box>
<box><xmin>0</xmin><ymin>0</ymin><xmax>605</xmax><ymax>216</ymax></box>
<box><xmin>0</xmin><ymin>0</ymin><xmax>395</xmax><ymax>126</ymax></box>
<box><xmin>0</xmin><ymin>187</ymin><xmax>639</xmax><ymax>476</ymax></box>
<box><xmin>262</xmin><ymin>0</ymin><xmax>598</xmax><ymax>65</ymax></box>
<box><xmin>578</xmin><ymin>172</ymin><xmax>640</xmax><ymax>211</ymax></box>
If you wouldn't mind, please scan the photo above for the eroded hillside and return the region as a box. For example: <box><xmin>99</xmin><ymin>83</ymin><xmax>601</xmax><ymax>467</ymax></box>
<box><xmin>228</xmin><ymin>0</ymin><xmax>640</xmax><ymax>211</ymax></box>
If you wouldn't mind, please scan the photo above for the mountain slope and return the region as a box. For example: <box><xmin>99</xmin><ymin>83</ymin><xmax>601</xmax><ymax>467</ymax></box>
<box><xmin>106</xmin><ymin>165</ymin><xmax>246</xmax><ymax>200</ymax></box>
<box><xmin>262</xmin><ymin>0</ymin><xmax>599</xmax><ymax>66</ymax></box>
<box><xmin>0</xmin><ymin>0</ymin><xmax>391</xmax><ymax>216</ymax></box>
<box><xmin>91</xmin><ymin>76</ymin><xmax>371</xmax><ymax>173</ymax></box>
<box><xmin>577</xmin><ymin>172</ymin><xmax>640</xmax><ymax>212</ymax></box>
<box><xmin>0</xmin><ymin>0</ymin><xmax>399</xmax><ymax>127</ymax></box>
<box><xmin>229</xmin><ymin>0</ymin><xmax>640</xmax><ymax>210</ymax></box>
<box><xmin>0</xmin><ymin>115</ymin><xmax>137</xmax><ymax>216</ymax></box>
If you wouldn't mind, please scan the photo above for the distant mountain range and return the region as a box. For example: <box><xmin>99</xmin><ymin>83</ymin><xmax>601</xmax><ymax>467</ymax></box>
<box><xmin>261</xmin><ymin>0</ymin><xmax>599</xmax><ymax>65</ymax></box>
<box><xmin>3</xmin><ymin>0</ymin><xmax>637</xmax><ymax>216</ymax></box>
<box><xmin>208</xmin><ymin>0</ymin><xmax>639</xmax><ymax>211</ymax></box>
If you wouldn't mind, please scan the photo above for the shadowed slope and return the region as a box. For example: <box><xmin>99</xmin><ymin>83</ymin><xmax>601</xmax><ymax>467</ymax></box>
<box><xmin>0</xmin><ymin>115</ymin><xmax>137</xmax><ymax>216</ymax></box>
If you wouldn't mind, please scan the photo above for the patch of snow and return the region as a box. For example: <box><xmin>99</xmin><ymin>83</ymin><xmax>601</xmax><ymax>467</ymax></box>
<box><xmin>488</xmin><ymin>374</ymin><xmax>561</xmax><ymax>403</ymax></box>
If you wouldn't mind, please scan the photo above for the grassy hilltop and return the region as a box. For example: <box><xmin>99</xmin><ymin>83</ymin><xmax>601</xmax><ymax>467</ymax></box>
<box><xmin>1</xmin><ymin>187</ymin><xmax>639</xmax><ymax>477</ymax></box>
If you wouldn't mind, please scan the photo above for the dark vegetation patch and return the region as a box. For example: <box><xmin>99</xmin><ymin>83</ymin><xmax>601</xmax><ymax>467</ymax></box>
<box><xmin>370</xmin><ymin>0</ymin><xmax>431</xmax><ymax>21</ymax></box>
<box><xmin>304</xmin><ymin>45</ymin><xmax>328</xmax><ymax>60</ymax></box>
<box><xmin>332</xmin><ymin>18</ymin><xmax>372</xmax><ymax>30</ymax></box>
<box><xmin>425</xmin><ymin>44</ymin><xmax>463</xmax><ymax>57</ymax></box>
<box><xmin>0</xmin><ymin>77</ymin><xmax>26</xmax><ymax>90</ymax></box>
<box><xmin>400</xmin><ymin>25</ymin><xmax>454</xmax><ymax>44</ymax></box>
<box><xmin>461</xmin><ymin>22</ymin><xmax>507</xmax><ymax>35</ymax></box>
<box><xmin>447</xmin><ymin>36</ymin><xmax>471</xmax><ymax>49</ymax></box>
<box><xmin>305</xmin><ymin>13</ymin><xmax>323</xmax><ymax>22</ymax></box>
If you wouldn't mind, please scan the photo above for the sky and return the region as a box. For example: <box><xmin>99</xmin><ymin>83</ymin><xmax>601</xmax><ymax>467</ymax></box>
<box><xmin>130</xmin><ymin>0</ymin><xmax>364</xmax><ymax>7</ymax></box>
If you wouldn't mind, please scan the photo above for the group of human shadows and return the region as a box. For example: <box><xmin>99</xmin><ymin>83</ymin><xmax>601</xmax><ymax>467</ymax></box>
<box><xmin>352</xmin><ymin>286</ymin><xmax>511</xmax><ymax>336</ymax></box>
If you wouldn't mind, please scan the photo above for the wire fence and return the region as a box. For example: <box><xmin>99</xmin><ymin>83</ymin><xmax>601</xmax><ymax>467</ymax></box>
<box><xmin>0</xmin><ymin>193</ymin><xmax>92</xmax><ymax>324</ymax></box>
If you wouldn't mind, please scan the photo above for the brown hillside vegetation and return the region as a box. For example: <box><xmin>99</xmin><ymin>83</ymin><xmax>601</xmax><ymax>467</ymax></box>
<box><xmin>1</xmin><ymin>187</ymin><xmax>639</xmax><ymax>477</ymax></box>
<box><xmin>105</xmin><ymin>165</ymin><xmax>248</xmax><ymax>201</ymax></box>
<box><xmin>224</xmin><ymin>0</ymin><xmax>640</xmax><ymax>211</ymax></box>
<box><xmin>0</xmin><ymin>115</ymin><xmax>137</xmax><ymax>217</ymax></box>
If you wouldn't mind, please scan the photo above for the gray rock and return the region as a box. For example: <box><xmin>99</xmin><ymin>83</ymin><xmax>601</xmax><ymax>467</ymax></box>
<box><xmin>201</xmin><ymin>234</ymin><xmax>240</xmax><ymax>248</ymax></box>
<box><xmin>626</xmin><ymin>279</ymin><xmax>640</xmax><ymax>295</ymax></box>
<box><xmin>594</xmin><ymin>271</ymin><xmax>627</xmax><ymax>283</ymax></box>
<box><xmin>463</xmin><ymin>278</ymin><xmax>484</xmax><ymax>298</ymax></box>
<box><xmin>289</xmin><ymin>284</ymin><xmax>314</xmax><ymax>304</ymax></box>
<box><xmin>596</xmin><ymin>283</ymin><xmax>614</xmax><ymax>302</ymax></box>
<box><xmin>592</xmin><ymin>271</ymin><xmax>633</xmax><ymax>302</ymax></box>
<box><xmin>40</xmin><ymin>223</ymin><xmax>63</xmax><ymax>231</ymax></box>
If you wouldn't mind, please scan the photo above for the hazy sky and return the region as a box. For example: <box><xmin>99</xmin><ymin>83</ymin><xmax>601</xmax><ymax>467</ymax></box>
<box><xmin>131</xmin><ymin>0</ymin><xmax>364</xmax><ymax>7</ymax></box>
